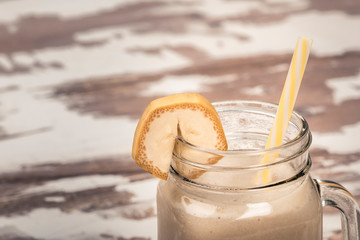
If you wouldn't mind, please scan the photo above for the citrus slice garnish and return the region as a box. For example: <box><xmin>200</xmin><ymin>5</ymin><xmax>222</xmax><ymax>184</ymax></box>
<box><xmin>132</xmin><ymin>93</ymin><xmax>228</xmax><ymax>180</ymax></box>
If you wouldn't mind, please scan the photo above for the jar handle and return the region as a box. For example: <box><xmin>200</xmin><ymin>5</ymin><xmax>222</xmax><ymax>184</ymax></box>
<box><xmin>315</xmin><ymin>179</ymin><xmax>360</xmax><ymax>240</ymax></box>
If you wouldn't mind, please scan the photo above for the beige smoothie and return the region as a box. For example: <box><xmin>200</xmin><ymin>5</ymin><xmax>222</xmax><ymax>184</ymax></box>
<box><xmin>157</xmin><ymin>172</ymin><xmax>322</xmax><ymax>240</ymax></box>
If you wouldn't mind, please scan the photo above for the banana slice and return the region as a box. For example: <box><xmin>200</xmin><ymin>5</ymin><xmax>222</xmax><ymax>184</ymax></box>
<box><xmin>132</xmin><ymin>93</ymin><xmax>228</xmax><ymax>180</ymax></box>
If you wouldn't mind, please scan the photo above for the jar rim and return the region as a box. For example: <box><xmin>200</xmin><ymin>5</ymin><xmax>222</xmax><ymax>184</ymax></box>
<box><xmin>170</xmin><ymin>156</ymin><xmax>312</xmax><ymax>191</ymax></box>
<box><xmin>175</xmin><ymin>100</ymin><xmax>311</xmax><ymax>158</ymax></box>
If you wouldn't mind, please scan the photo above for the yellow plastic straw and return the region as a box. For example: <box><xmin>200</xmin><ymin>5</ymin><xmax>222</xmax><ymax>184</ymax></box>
<box><xmin>261</xmin><ymin>37</ymin><xmax>313</xmax><ymax>183</ymax></box>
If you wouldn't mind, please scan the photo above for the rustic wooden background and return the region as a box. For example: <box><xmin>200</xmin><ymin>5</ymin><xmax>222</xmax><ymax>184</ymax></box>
<box><xmin>0</xmin><ymin>0</ymin><xmax>360</xmax><ymax>239</ymax></box>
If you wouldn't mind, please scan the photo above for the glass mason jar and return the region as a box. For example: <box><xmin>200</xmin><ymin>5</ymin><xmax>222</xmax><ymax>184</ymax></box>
<box><xmin>157</xmin><ymin>100</ymin><xmax>360</xmax><ymax>240</ymax></box>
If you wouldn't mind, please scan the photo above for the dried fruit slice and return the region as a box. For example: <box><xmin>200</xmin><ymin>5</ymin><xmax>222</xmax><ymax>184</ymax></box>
<box><xmin>132</xmin><ymin>93</ymin><xmax>228</xmax><ymax>180</ymax></box>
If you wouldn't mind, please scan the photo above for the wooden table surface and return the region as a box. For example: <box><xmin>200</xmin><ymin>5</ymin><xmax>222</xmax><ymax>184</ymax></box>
<box><xmin>0</xmin><ymin>0</ymin><xmax>360</xmax><ymax>239</ymax></box>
